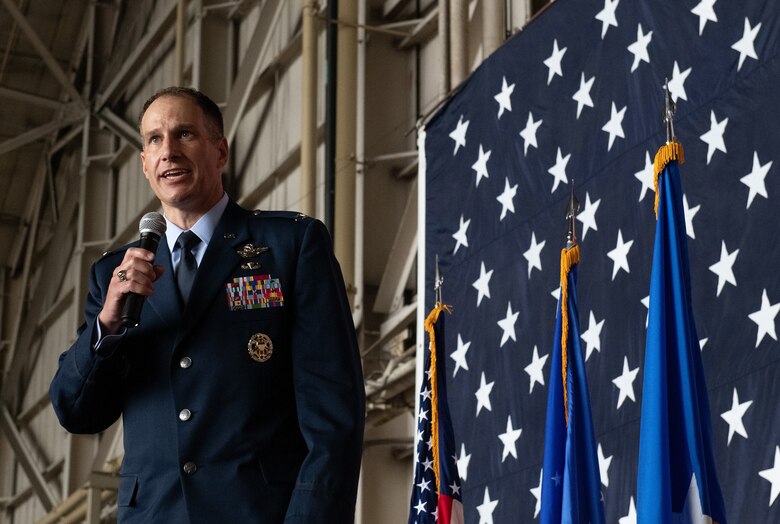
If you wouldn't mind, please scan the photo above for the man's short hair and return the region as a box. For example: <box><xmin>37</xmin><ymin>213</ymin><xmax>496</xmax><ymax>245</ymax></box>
<box><xmin>138</xmin><ymin>87</ymin><xmax>224</xmax><ymax>141</ymax></box>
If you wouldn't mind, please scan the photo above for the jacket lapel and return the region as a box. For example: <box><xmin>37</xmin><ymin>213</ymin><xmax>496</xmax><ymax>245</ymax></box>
<box><xmin>145</xmin><ymin>238</ymin><xmax>183</xmax><ymax>328</ymax></box>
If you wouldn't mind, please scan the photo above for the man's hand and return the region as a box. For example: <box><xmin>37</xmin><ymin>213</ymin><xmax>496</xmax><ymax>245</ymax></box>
<box><xmin>98</xmin><ymin>248</ymin><xmax>164</xmax><ymax>334</ymax></box>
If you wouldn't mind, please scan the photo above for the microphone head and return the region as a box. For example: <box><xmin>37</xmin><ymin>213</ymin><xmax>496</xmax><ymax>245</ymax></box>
<box><xmin>139</xmin><ymin>212</ymin><xmax>167</xmax><ymax>238</ymax></box>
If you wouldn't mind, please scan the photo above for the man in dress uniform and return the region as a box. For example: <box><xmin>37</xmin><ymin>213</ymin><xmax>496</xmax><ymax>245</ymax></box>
<box><xmin>49</xmin><ymin>87</ymin><xmax>365</xmax><ymax>523</ymax></box>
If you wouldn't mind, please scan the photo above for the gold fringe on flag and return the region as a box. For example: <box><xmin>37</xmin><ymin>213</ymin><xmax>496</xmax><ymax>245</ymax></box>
<box><xmin>653</xmin><ymin>141</ymin><xmax>685</xmax><ymax>218</ymax></box>
<box><xmin>559</xmin><ymin>244</ymin><xmax>580</xmax><ymax>426</ymax></box>
<box><xmin>424</xmin><ymin>302</ymin><xmax>451</xmax><ymax>494</ymax></box>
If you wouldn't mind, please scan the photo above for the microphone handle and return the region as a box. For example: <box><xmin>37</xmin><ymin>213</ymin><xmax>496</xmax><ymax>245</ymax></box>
<box><xmin>121</xmin><ymin>233</ymin><xmax>161</xmax><ymax>327</ymax></box>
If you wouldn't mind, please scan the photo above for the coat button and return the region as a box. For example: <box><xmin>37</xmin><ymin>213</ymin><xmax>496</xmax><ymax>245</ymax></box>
<box><xmin>183</xmin><ymin>462</ymin><xmax>197</xmax><ymax>475</ymax></box>
<box><xmin>179</xmin><ymin>357</ymin><xmax>192</xmax><ymax>368</ymax></box>
<box><xmin>179</xmin><ymin>409</ymin><xmax>192</xmax><ymax>421</ymax></box>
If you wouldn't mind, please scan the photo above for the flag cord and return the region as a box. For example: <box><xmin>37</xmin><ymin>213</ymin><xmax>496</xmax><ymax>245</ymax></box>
<box><xmin>653</xmin><ymin>141</ymin><xmax>685</xmax><ymax>218</ymax></box>
<box><xmin>424</xmin><ymin>302</ymin><xmax>451</xmax><ymax>494</ymax></box>
<box><xmin>559</xmin><ymin>244</ymin><xmax>580</xmax><ymax>426</ymax></box>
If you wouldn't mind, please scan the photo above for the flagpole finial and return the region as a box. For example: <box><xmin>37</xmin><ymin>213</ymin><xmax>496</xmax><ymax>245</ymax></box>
<box><xmin>566</xmin><ymin>181</ymin><xmax>579</xmax><ymax>245</ymax></box>
<box><xmin>434</xmin><ymin>254</ymin><xmax>443</xmax><ymax>304</ymax></box>
<box><xmin>663</xmin><ymin>78</ymin><xmax>676</xmax><ymax>144</ymax></box>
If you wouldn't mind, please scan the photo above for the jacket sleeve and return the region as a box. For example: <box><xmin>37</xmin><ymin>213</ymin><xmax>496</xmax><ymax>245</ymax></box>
<box><xmin>284</xmin><ymin>219</ymin><xmax>366</xmax><ymax>523</ymax></box>
<box><xmin>49</xmin><ymin>260</ymin><xmax>127</xmax><ymax>434</ymax></box>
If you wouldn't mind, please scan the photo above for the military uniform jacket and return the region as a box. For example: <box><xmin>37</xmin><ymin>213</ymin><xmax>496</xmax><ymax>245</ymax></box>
<box><xmin>49</xmin><ymin>201</ymin><xmax>365</xmax><ymax>523</ymax></box>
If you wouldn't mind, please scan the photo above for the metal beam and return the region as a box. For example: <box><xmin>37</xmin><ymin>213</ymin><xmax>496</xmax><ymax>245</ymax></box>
<box><xmin>96</xmin><ymin>108</ymin><xmax>143</xmax><ymax>150</ymax></box>
<box><xmin>0</xmin><ymin>112</ymin><xmax>84</xmax><ymax>157</ymax></box>
<box><xmin>398</xmin><ymin>7</ymin><xmax>438</xmax><ymax>49</ymax></box>
<box><xmin>2</xmin><ymin>162</ymin><xmax>45</xmax><ymax>380</ymax></box>
<box><xmin>94</xmin><ymin>1</ymin><xmax>179</xmax><ymax>110</ymax></box>
<box><xmin>0</xmin><ymin>0</ymin><xmax>84</xmax><ymax>104</ymax></box>
<box><xmin>223</xmin><ymin>0</ymin><xmax>286</xmax><ymax>143</ymax></box>
<box><xmin>0</xmin><ymin>86</ymin><xmax>63</xmax><ymax>110</ymax></box>
<box><xmin>373</xmin><ymin>178</ymin><xmax>418</xmax><ymax>314</ymax></box>
<box><xmin>0</xmin><ymin>403</ymin><xmax>59</xmax><ymax>511</ymax></box>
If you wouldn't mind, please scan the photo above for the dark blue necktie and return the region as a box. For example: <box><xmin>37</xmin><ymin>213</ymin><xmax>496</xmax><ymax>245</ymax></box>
<box><xmin>175</xmin><ymin>231</ymin><xmax>200</xmax><ymax>304</ymax></box>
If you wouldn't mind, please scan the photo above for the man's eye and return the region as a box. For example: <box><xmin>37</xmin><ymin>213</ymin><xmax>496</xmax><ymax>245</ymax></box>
<box><xmin>149</xmin><ymin>136</ymin><xmax>160</xmax><ymax>144</ymax></box>
<box><xmin>181</xmin><ymin>130</ymin><xmax>192</xmax><ymax>138</ymax></box>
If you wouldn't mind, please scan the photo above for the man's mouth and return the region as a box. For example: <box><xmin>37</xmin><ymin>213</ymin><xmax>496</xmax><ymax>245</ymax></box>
<box><xmin>161</xmin><ymin>168</ymin><xmax>190</xmax><ymax>179</ymax></box>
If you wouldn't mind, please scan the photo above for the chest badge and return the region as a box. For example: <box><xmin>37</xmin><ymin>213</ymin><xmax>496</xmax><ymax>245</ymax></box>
<box><xmin>248</xmin><ymin>333</ymin><xmax>273</xmax><ymax>362</ymax></box>
<box><xmin>237</xmin><ymin>243</ymin><xmax>269</xmax><ymax>258</ymax></box>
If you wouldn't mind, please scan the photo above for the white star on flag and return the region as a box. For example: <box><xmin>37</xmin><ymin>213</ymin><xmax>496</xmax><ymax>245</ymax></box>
<box><xmin>452</xmin><ymin>215</ymin><xmax>470</xmax><ymax>254</ymax></box>
<box><xmin>619</xmin><ymin>496</ymin><xmax>637</xmax><ymax>524</ymax></box>
<box><xmin>731</xmin><ymin>17</ymin><xmax>762</xmax><ymax>71</ymax></box>
<box><xmin>691</xmin><ymin>0</ymin><xmax>718</xmax><ymax>36</ymax></box>
<box><xmin>627</xmin><ymin>23</ymin><xmax>653</xmax><ymax>72</ymax></box>
<box><xmin>607</xmin><ymin>229</ymin><xmax>634</xmax><ymax>280</ymax></box>
<box><xmin>530</xmin><ymin>469</ymin><xmax>543</xmax><ymax>518</ymax></box>
<box><xmin>708</xmin><ymin>241</ymin><xmax>739</xmax><ymax>296</ymax></box>
<box><xmin>667</xmin><ymin>61</ymin><xmax>692</xmax><ymax>102</ymax></box>
<box><xmin>472</xmin><ymin>262</ymin><xmax>493</xmax><ymax>306</ymax></box>
<box><xmin>572</xmin><ymin>72</ymin><xmax>595</xmax><ymax>118</ymax></box>
<box><xmin>547</xmin><ymin>147</ymin><xmax>571</xmax><ymax>192</ymax></box>
<box><xmin>720</xmin><ymin>387</ymin><xmax>752</xmax><ymax>445</ymax></box>
<box><xmin>544</xmin><ymin>39</ymin><xmax>567</xmax><ymax>84</ymax></box>
<box><xmin>595</xmin><ymin>0</ymin><xmax>620</xmax><ymax>39</ymax></box>
<box><xmin>456</xmin><ymin>443</ymin><xmax>471</xmax><ymax>481</ymax></box>
<box><xmin>612</xmin><ymin>356</ymin><xmax>639</xmax><ymax>409</ymax></box>
<box><xmin>472</xmin><ymin>144</ymin><xmax>492</xmax><ymax>187</ymax></box>
<box><xmin>634</xmin><ymin>151</ymin><xmax>654</xmax><ymax>202</ymax></box>
<box><xmin>496</xmin><ymin>177</ymin><xmax>518</xmax><ymax>220</ymax></box>
<box><xmin>450</xmin><ymin>334</ymin><xmax>471</xmax><ymax>377</ymax></box>
<box><xmin>416</xmin><ymin>477</ymin><xmax>431</xmax><ymax>493</ymax></box>
<box><xmin>497</xmin><ymin>302</ymin><xmax>519</xmax><ymax>347</ymax></box>
<box><xmin>449</xmin><ymin>114</ymin><xmax>469</xmax><ymax>155</ymax></box>
<box><xmin>581</xmin><ymin>310</ymin><xmax>605</xmax><ymax>361</ymax></box>
<box><xmin>759</xmin><ymin>446</ymin><xmax>780</xmax><ymax>507</ymax></box>
<box><xmin>598</xmin><ymin>443</ymin><xmax>613</xmax><ymax>487</ymax></box>
<box><xmin>683</xmin><ymin>194</ymin><xmax>701</xmax><ymax>240</ymax></box>
<box><xmin>748</xmin><ymin>289</ymin><xmax>780</xmax><ymax>348</ymax></box>
<box><xmin>523</xmin><ymin>232</ymin><xmax>546</xmax><ymax>278</ymax></box>
<box><xmin>700</xmin><ymin>110</ymin><xmax>728</xmax><ymax>164</ymax></box>
<box><xmin>476</xmin><ymin>487</ymin><xmax>499</xmax><ymax>524</ymax></box>
<box><xmin>740</xmin><ymin>151</ymin><xmax>773</xmax><ymax>209</ymax></box>
<box><xmin>602</xmin><ymin>102</ymin><xmax>627</xmax><ymax>151</ymax></box>
<box><xmin>494</xmin><ymin>76</ymin><xmax>515</xmax><ymax>119</ymax></box>
<box><xmin>498</xmin><ymin>415</ymin><xmax>522</xmax><ymax>461</ymax></box>
<box><xmin>524</xmin><ymin>346</ymin><xmax>548</xmax><ymax>394</ymax></box>
<box><xmin>519</xmin><ymin>111</ymin><xmax>543</xmax><ymax>155</ymax></box>
<box><xmin>475</xmin><ymin>372</ymin><xmax>495</xmax><ymax>415</ymax></box>
<box><xmin>577</xmin><ymin>192</ymin><xmax>600</xmax><ymax>239</ymax></box>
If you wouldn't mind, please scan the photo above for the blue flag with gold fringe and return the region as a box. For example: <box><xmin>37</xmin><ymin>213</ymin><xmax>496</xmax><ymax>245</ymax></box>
<box><xmin>637</xmin><ymin>142</ymin><xmax>727</xmax><ymax>523</ymax></box>
<box><xmin>541</xmin><ymin>244</ymin><xmax>605</xmax><ymax>524</ymax></box>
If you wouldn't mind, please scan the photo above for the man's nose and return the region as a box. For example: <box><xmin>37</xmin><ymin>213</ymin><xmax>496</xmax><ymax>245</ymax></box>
<box><xmin>160</xmin><ymin>138</ymin><xmax>181</xmax><ymax>161</ymax></box>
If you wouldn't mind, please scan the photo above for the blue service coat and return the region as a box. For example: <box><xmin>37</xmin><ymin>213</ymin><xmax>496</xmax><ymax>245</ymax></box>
<box><xmin>50</xmin><ymin>201</ymin><xmax>365</xmax><ymax>523</ymax></box>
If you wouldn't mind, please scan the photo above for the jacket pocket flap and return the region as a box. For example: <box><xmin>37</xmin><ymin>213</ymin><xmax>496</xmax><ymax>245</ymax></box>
<box><xmin>117</xmin><ymin>475</ymin><xmax>138</xmax><ymax>507</ymax></box>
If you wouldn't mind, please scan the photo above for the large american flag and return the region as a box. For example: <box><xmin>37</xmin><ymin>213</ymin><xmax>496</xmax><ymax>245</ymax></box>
<box><xmin>421</xmin><ymin>0</ymin><xmax>780</xmax><ymax>522</ymax></box>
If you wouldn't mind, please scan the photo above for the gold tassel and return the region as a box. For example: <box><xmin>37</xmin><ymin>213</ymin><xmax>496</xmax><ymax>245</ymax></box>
<box><xmin>424</xmin><ymin>302</ymin><xmax>451</xmax><ymax>494</ymax></box>
<box><xmin>653</xmin><ymin>141</ymin><xmax>685</xmax><ymax>218</ymax></box>
<box><xmin>559</xmin><ymin>244</ymin><xmax>580</xmax><ymax>426</ymax></box>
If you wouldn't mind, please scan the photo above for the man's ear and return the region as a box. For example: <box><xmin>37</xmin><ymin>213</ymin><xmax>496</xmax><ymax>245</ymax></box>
<box><xmin>140</xmin><ymin>151</ymin><xmax>151</xmax><ymax>181</ymax></box>
<box><xmin>217</xmin><ymin>137</ymin><xmax>229</xmax><ymax>170</ymax></box>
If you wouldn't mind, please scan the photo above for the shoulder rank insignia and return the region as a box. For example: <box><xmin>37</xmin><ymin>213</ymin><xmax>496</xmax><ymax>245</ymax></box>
<box><xmin>236</xmin><ymin>243</ymin><xmax>269</xmax><ymax>258</ymax></box>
